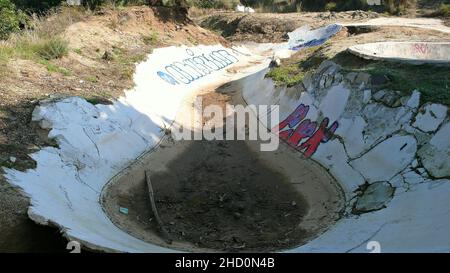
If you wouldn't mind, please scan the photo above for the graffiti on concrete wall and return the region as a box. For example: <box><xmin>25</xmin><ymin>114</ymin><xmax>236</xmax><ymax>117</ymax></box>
<box><xmin>413</xmin><ymin>43</ymin><xmax>430</xmax><ymax>55</ymax></box>
<box><xmin>289</xmin><ymin>24</ymin><xmax>342</xmax><ymax>51</ymax></box>
<box><xmin>157</xmin><ymin>49</ymin><xmax>240</xmax><ymax>85</ymax></box>
<box><xmin>273</xmin><ymin>104</ymin><xmax>339</xmax><ymax>158</ymax></box>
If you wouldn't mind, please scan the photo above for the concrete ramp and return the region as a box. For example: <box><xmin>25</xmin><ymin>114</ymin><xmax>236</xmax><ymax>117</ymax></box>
<box><xmin>348</xmin><ymin>42</ymin><xmax>450</xmax><ymax>65</ymax></box>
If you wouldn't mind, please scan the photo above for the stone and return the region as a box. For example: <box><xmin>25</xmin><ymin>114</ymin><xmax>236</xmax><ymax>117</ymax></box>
<box><xmin>405</xmin><ymin>90</ymin><xmax>420</xmax><ymax>109</ymax></box>
<box><xmin>402</xmin><ymin>123</ymin><xmax>432</xmax><ymax>146</ymax></box>
<box><xmin>430</xmin><ymin>121</ymin><xmax>450</xmax><ymax>148</ymax></box>
<box><xmin>372</xmin><ymin>90</ymin><xmax>386</xmax><ymax>101</ymax></box>
<box><xmin>402</xmin><ymin>171</ymin><xmax>424</xmax><ymax>185</ymax></box>
<box><xmin>372</xmin><ymin>90</ymin><xmax>402</xmax><ymax>107</ymax></box>
<box><xmin>418</xmin><ymin>122</ymin><xmax>450</xmax><ymax>178</ymax></box>
<box><xmin>354</xmin><ymin>72</ymin><xmax>371</xmax><ymax>87</ymax></box>
<box><xmin>336</xmin><ymin>116</ymin><xmax>366</xmax><ymax>158</ymax></box>
<box><xmin>313</xmin><ymin>139</ymin><xmax>365</xmax><ymax>197</ymax></box>
<box><xmin>354</xmin><ymin>182</ymin><xmax>395</xmax><ymax>213</ymax></box>
<box><xmin>417</xmin><ymin>168</ymin><xmax>427</xmax><ymax>175</ymax></box>
<box><xmin>362</xmin><ymin>90</ymin><xmax>371</xmax><ymax>104</ymax></box>
<box><xmin>350</xmin><ymin>135</ymin><xmax>417</xmax><ymax>183</ymax></box>
<box><xmin>412</xmin><ymin>104</ymin><xmax>447</xmax><ymax>132</ymax></box>
<box><xmin>362</xmin><ymin>103</ymin><xmax>413</xmax><ymax>149</ymax></box>
<box><xmin>389</xmin><ymin>174</ymin><xmax>404</xmax><ymax>188</ymax></box>
<box><xmin>345</xmin><ymin>72</ymin><xmax>358</xmax><ymax>83</ymax></box>
<box><xmin>371</xmin><ymin>74</ymin><xmax>390</xmax><ymax>86</ymax></box>
<box><xmin>317</xmin><ymin>84</ymin><xmax>350</xmax><ymax>122</ymax></box>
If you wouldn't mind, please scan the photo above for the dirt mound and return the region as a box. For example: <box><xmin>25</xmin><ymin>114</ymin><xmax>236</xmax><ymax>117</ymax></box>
<box><xmin>196</xmin><ymin>11</ymin><xmax>379</xmax><ymax>43</ymax></box>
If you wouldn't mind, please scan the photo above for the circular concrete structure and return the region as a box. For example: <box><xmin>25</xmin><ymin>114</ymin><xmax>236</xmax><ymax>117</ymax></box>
<box><xmin>4</xmin><ymin>25</ymin><xmax>450</xmax><ymax>253</ymax></box>
<box><xmin>348</xmin><ymin>42</ymin><xmax>450</xmax><ymax>65</ymax></box>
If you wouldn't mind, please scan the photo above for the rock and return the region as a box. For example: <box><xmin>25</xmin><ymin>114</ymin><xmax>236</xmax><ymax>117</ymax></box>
<box><xmin>372</xmin><ymin>90</ymin><xmax>402</xmax><ymax>107</ymax></box>
<box><xmin>102</xmin><ymin>50</ymin><xmax>115</xmax><ymax>61</ymax></box>
<box><xmin>402</xmin><ymin>123</ymin><xmax>432</xmax><ymax>146</ymax></box>
<box><xmin>318</xmin><ymin>84</ymin><xmax>350</xmax><ymax>122</ymax></box>
<box><xmin>371</xmin><ymin>74</ymin><xmax>390</xmax><ymax>86</ymax></box>
<box><xmin>345</xmin><ymin>72</ymin><xmax>358</xmax><ymax>83</ymax></box>
<box><xmin>411</xmin><ymin>159</ymin><xmax>419</xmax><ymax>168</ymax></box>
<box><xmin>335</xmin><ymin>116</ymin><xmax>366</xmax><ymax>158</ymax></box>
<box><xmin>119</xmin><ymin>207</ymin><xmax>129</xmax><ymax>215</ymax></box>
<box><xmin>402</xmin><ymin>170</ymin><xmax>424</xmax><ymax>185</ymax></box>
<box><xmin>429</xmin><ymin>121</ymin><xmax>450</xmax><ymax>148</ymax></box>
<box><xmin>350</xmin><ymin>135</ymin><xmax>417</xmax><ymax>183</ymax></box>
<box><xmin>417</xmin><ymin>168</ymin><xmax>427</xmax><ymax>175</ymax></box>
<box><xmin>354</xmin><ymin>72</ymin><xmax>371</xmax><ymax>87</ymax></box>
<box><xmin>372</xmin><ymin>90</ymin><xmax>386</xmax><ymax>101</ymax></box>
<box><xmin>362</xmin><ymin>103</ymin><xmax>413</xmax><ymax>149</ymax></box>
<box><xmin>270</xmin><ymin>58</ymin><xmax>281</xmax><ymax>67</ymax></box>
<box><xmin>418</xmin><ymin>122</ymin><xmax>450</xmax><ymax>178</ymax></box>
<box><xmin>362</xmin><ymin>90</ymin><xmax>371</xmax><ymax>104</ymax></box>
<box><xmin>354</xmin><ymin>182</ymin><xmax>394</xmax><ymax>213</ymax></box>
<box><xmin>405</xmin><ymin>90</ymin><xmax>420</xmax><ymax>109</ymax></box>
<box><xmin>9</xmin><ymin>156</ymin><xmax>16</xmax><ymax>163</ymax></box>
<box><xmin>313</xmin><ymin>139</ymin><xmax>366</xmax><ymax>197</ymax></box>
<box><xmin>412</xmin><ymin>104</ymin><xmax>447</xmax><ymax>132</ymax></box>
<box><xmin>389</xmin><ymin>174</ymin><xmax>404</xmax><ymax>188</ymax></box>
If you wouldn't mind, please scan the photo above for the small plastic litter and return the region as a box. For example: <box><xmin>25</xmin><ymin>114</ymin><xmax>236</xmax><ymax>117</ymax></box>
<box><xmin>119</xmin><ymin>207</ymin><xmax>129</xmax><ymax>215</ymax></box>
<box><xmin>235</xmin><ymin>4</ymin><xmax>255</xmax><ymax>13</ymax></box>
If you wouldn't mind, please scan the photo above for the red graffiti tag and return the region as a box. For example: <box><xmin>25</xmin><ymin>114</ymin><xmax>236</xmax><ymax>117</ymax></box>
<box><xmin>413</xmin><ymin>43</ymin><xmax>429</xmax><ymax>55</ymax></box>
<box><xmin>273</xmin><ymin>104</ymin><xmax>339</xmax><ymax>158</ymax></box>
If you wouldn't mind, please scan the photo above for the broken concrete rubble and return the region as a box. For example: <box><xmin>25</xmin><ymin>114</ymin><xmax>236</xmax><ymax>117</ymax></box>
<box><xmin>354</xmin><ymin>182</ymin><xmax>395</xmax><ymax>213</ymax></box>
<box><xmin>350</xmin><ymin>135</ymin><xmax>417</xmax><ymax>183</ymax></box>
<box><xmin>412</xmin><ymin>103</ymin><xmax>447</xmax><ymax>132</ymax></box>
<box><xmin>418</xmin><ymin>122</ymin><xmax>450</xmax><ymax>178</ymax></box>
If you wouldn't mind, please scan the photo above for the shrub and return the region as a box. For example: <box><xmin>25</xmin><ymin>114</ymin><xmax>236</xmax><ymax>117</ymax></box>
<box><xmin>383</xmin><ymin>0</ymin><xmax>416</xmax><ymax>15</ymax></box>
<box><xmin>0</xmin><ymin>0</ymin><xmax>25</xmax><ymax>40</ymax></box>
<box><xmin>12</xmin><ymin>0</ymin><xmax>65</xmax><ymax>13</ymax></box>
<box><xmin>34</xmin><ymin>37</ymin><xmax>69</xmax><ymax>60</ymax></box>
<box><xmin>438</xmin><ymin>4</ymin><xmax>450</xmax><ymax>16</ymax></box>
<box><xmin>325</xmin><ymin>2</ymin><xmax>337</xmax><ymax>11</ymax></box>
<box><xmin>190</xmin><ymin>0</ymin><xmax>239</xmax><ymax>9</ymax></box>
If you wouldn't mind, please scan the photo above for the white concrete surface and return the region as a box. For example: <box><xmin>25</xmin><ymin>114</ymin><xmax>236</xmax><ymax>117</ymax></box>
<box><xmin>343</xmin><ymin>17</ymin><xmax>450</xmax><ymax>34</ymax></box>
<box><xmin>348</xmin><ymin>42</ymin><xmax>450</xmax><ymax>65</ymax></box>
<box><xmin>4</xmin><ymin>45</ymin><xmax>269</xmax><ymax>252</ymax></box>
<box><xmin>3</xmin><ymin>23</ymin><xmax>450</xmax><ymax>253</ymax></box>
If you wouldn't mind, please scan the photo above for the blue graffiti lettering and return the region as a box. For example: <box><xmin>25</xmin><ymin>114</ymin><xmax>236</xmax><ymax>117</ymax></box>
<box><xmin>157</xmin><ymin>71</ymin><xmax>179</xmax><ymax>85</ymax></box>
<box><xmin>157</xmin><ymin>48</ymin><xmax>240</xmax><ymax>85</ymax></box>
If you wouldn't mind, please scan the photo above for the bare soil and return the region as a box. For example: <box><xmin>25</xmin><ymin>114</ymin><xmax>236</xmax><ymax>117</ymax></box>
<box><xmin>102</xmin><ymin>82</ymin><xmax>344</xmax><ymax>252</ymax></box>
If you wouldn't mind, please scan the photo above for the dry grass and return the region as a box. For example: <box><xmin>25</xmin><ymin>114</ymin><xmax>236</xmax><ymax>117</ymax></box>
<box><xmin>0</xmin><ymin>6</ymin><xmax>90</xmax><ymax>73</ymax></box>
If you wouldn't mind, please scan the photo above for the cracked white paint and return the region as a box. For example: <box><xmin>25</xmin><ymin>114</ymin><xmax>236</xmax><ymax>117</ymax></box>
<box><xmin>350</xmin><ymin>135</ymin><xmax>417</xmax><ymax>183</ymax></box>
<box><xmin>335</xmin><ymin>116</ymin><xmax>367</xmax><ymax>158</ymax></box>
<box><xmin>240</xmin><ymin>61</ymin><xmax>450</xmax><ymax>252</ymax></box>
<box><xmin>312</xmin><ymin>139</ymin><xmax>365</xmax><ymax>197</ymax></box>
<box><xmin>4</xmin><ymin>44</ymin><xmax>268</xmax><ymax>252</ymax></box>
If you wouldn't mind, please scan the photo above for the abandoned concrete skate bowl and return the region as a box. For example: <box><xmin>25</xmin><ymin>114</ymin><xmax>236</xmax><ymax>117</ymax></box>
<box><xmin>3</xmin><ymin>24</ymin><xmax>450</xmax><ymax>252</ymax></box>
<box><xmin>101</xmin><ymin>83</ymin><xmax>344</xmax><ymax>252</ymax></box>
<box><xmin>348</xmin><ymin>42</ymin><xmax>450</xmax><ymax>65</ymax></box>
